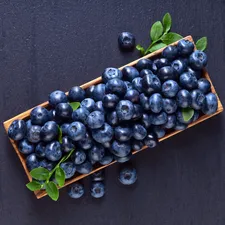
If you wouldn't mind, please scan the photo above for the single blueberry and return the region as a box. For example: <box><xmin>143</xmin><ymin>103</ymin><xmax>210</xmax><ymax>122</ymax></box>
<box><xmin>94</xmin><ymin>101</ymin><xmax>105</xmax><ymax>113</ymax></box>
<box><xmin>72</xmin><ymin>107</ymin><xmax>90</xmax><ymax>124</ymax></box>
<box><xmin>80</xmin><ymin>98</ymin><xmax>95</xmax><ymax>112</ymax></box>
<box><xmin>163</xmin><ymin>114</ymin><xmax>176</xmax><ymax>129</ymax></box>
<box><xmin>162</xmin><ymin>98</ymin><xmax>177</xmax><ymax>114</ymax></box>
<box><xmin>186</xmin><ymin>67</ymin><xmax>202</xmax><ymax>79</ymax></box>
<box><xmin>71</xmin><ymin>149</ymin><xmax>86</xmax><ymax>165</ymax></box>
<box><xmin>174</xmin><ymin>121</ymin><xmax>188</xmax><ymax>130</ymax></box>
<box><xmin>110</xmin><ymin>140</ymin><xmax>131</xmax><ymax>157</ymax></box>
<box><xmin>48</xmin><ymin>109</ymin><xmax>61</xmax><ymax>123</ymax></box>
<box><xmin>99</xmin><ymin>154</ymin><xmax>114</xmax><ymax>165</ymax></box>
<box><xmin>141</xmin><ymin>74</ymin><xmax>161</xmax><ymax>95</ymax></box>
<box><xmin>132</xmin><ymin>104</ymin><xmax>143</xmax><ymax>120</ymax></box>
<box><xmin>60</xmin><ymin>162</ymin><xmax>76</xmax><ymax>179</ymax></box>
<box><xmin>48</xmin><ymin>90</ymin><xmax>67</xmax><ymax>107</ymax></box>
<box><xmin>157</xmin><ymin>66</ymin><xmax>177</xmax><ymax>81</ymax></box>
<box><xmin>8</xmin><ymin>119</ymin><xmax>26</xmax><ymax>141</ymax></box>
<box><xmin>55</xmin><ymin>103</ymin><xmax>73</xmax><ymax>119</ymax></box>
<box><xmin>67</xmin><ymin>122</ymin><xmax>86</xmax><ymax>141</ymax></box>
<box><xmin>177</xmin><ymin>39</ymin><xmax>194</xmax><ymax>56</ymax></box>
<box><xmin>141</xmin><ymin>113</ymin><xmax>153</xmax><ymax>128</ymax></box>
<box><xmin>176</xmin><ymin>89</ymin><xmax>192</xmax><ymax>108</ymax></box>
<box><xmin>60</xmin><ymin>123</ymin><xmax>70</xmax><ymax>135</ymax></box>
<box><xmin>19</xmin><ymin>139</ymin><xmax>34</xmax><ymax>155</ymax></box>
<box><xmin>92</xmin><ymin>84</ymin><xmax>106</xmax><ymax>101</ymax></box>
<box><xmin>35</xmin><ymin>142</ymin><xmax>46</xmax><ymax>158</ymax></box>
<box><xmin>76</xmin><ymin>161</ymin><xmax>93</xmax><ymax>174</ymax></box>
<box><xmin>102</xmin><ymin>94</ymin><xmax>119</xmax><ymax>109</ymax></box>
<box><xmin>122</xmin><ymin>66</ymin><xmax>139</xmax><ymax>81</ymax></box>
<box><xmin>62</xmin><ymin>136</ymin><xmax>75</xmax><ymax>153</ymax></box>
<box><xmin>124</xmin><ymin>81</ymin><xmax>133</xmax><ymax>91</ymax></box>
<box><xmin>149</xmin><ymin>93</ymin><xmax>163</xmax><ymax>113</ymax></box>
<box><xmin>30</xmin><ymin>106</ymin><xmax>49</xmax><ymax>125</ymax></box>
<box><xmin>179</xmin><ymin>72</ymin><xmax>198</xmax><ymax>90</ymax></box>
<box><xmin>106</xmin><ymin>111</ymin><xmax>119</xmax><ymax>126</ymax></box>
<box><xmin>27</xmin><ymin>125</ymin><xmax>41</xmax><ymax>143</ymax></box>
<box><xmin>132</xmin><ymin>139</ymin><xmax>144</xmax><ymax>151</ymax></box>
<box><xmin>26</xmin><ymin>153</ymin><xmax>39</xmax><ymax>171</ymax></box>
<box><xmin>152</xmin><ymin>112</ymin><xmax>168</xmax><ymax>125</ymax></box>
<box><xmin>89</xmin><ymin>144</ymin><xmax>105</xmax><ymax>161</ymax></box>
<box><xmin>162</xmin><ymin>45</ymin><xmax>178</xmax><ymax>60</ymax></box>
<box><xmin>124</xmin><ymin>89</ymin><xmax>140</xmax><ymax>103</ymax></box>
<box><xmin>171</xmin><ymin>58</ymin><xmax>187</xmax><ymax>75</ymax></box>
<box><xmin>91</xmin><ymin>182</ymin><xmax>105</xmax><ymax>198</ymax></box>
<box><xmin>162</xmin><ymin>80</ymin><xmax>179</xmax><ymax>98</ymax></box>
<box><xmin>77</xmin><ymin>132</ymin><xmax>93</xmax><ymax>150</ymax></box>
<box><xmin>91</xmin><ymin>170</ymin><xmax>105</xmax><ymax>182</ymax></box>
<box><xmin>189</xmin><ymin>50</ymin><xmax>208</xmax><ymax>70</ymax></box>
<box><xmin>132</xmin><ymin>77</ymin><xmax>143</xmax><ymax>92</ymax></box>
<box><xmin>68</xmin><ymin>183</ymin><xmax>84</xmax><ymax>199</ymax></box>
<box><xmin>45</xmin><ymin>141</ymin><xmax>62</xmax><ymax>161</ymax></box>
<box><xmin>133</xmin><ymin>124</ymin><xmax>147</xmax><ymax>140</ymax></box>
<box><xmin>39</xmin><ymin>159</ymin><xmax>55</xmax><ymax>171</ymax></box>
<box><xmin>139</xmin><ymin>93</ymin><xmax>151</xmax><ymax>111</ymax></box>
<box><xmin>202</xmin><ymin>93</ymin><xmax>218</xmax><ymax>115</ymax></box>
<box><xmin>40</xmin><ymin>121</ymin><xmax>58</xmax><ymax>142</ymax></box>
<box><xmin>115</xmin><ymin>125</ymin><xmax>133</xmax><ymax>141</ymax></box>
<box><xmin>85</xmin><ymin>85</ymin><xmax>95</xmax><ymax>98</ymax></box>
<box><xmin>198</xmin><ymin>78</ymin><xmax>211</xmax><ymax>94</ymax></box>
<box><xmin>68</xmin><ymin>86</ymin><xmax>85</xmax><ymax>102</ymax></box>
<box><xmin>118</xmin><ymin>32</ymin><xmax>135</xmax><ymax>51</ymax></box>
<box><xmin>118</xmin><ymin>167</ymin><xmax>137</xmax><ymax>185</ymax></box>
<box><xmin>105</xmin><ymin>78</ymin><xmax>127</xmax><ymax>97</ymax></box>
<box><xmin>92</xmin><ymin>123</ymin><xmax>114</xmax><ymax>143</ymax></box>
<box><xmin>191</xmin><ymin>89</ymin><xmax>205</xmax><ymax>110</ymax></box>
<box><xmin>102</xmin><ymin>67</ymin><xmax>123</xmax><ymax>83</ymax></box>
<box><xmin>116</xmin><ymin>100</ymin><xmax>134</xmax><ymax>121</ymax></box>
<box><xmin>114</xmin><ymin>153</ymin><xmax>132</xmax><ymax>163</ymax></box>
<box><xmin>136</xmin><ymin>58</ymin><xmax>153</xmax><ymax>71</ymax></box>
<box><xmin>153</xmin><ymin>58</ymin><xmax>170</xmax><ymax>69</ymax></box>
<box><xmin>144</xmin><ymin>132</ymin><xmax>158</xmax><ymax>148</ymax></box>
<box><xmin>87</xmin><ymin>111</ymin><xmax>105</xmax><ymax>129</ymax></box>
<box><xmin>152</xmin><ymin>126</ymin><xmax>166</xmax><ymax>138</ymax></box>
<box><xmin>139</xmin><ymin>69</ymin><xmax>154</xmax><ymax>78</ymax></box>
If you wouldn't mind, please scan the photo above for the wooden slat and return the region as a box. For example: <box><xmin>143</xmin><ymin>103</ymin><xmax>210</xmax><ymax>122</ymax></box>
<box><xmin>3</xmin><ymin>35</ymin><xmax>223</xmax><ymax>199</ymax></box>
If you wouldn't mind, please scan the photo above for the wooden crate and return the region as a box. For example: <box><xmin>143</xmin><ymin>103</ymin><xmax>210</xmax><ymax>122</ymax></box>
<box><xmin>3</xmin><ymin>35</ymin><xmax>223</xmax><ymax>199</ymax></box>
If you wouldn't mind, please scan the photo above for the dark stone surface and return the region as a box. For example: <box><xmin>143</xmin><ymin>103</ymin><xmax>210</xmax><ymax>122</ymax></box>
<box><xmin>1</xmin><ymin>0</ymin><xmax>225</xmax><ymax>224</ymax></box>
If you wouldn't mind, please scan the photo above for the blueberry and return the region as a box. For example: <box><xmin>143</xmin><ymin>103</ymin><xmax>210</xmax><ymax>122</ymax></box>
<box><xmin>76</xmin><ymin>161</ymin><xmax>93</xmax><ymax>174</ymax></box>
<box><xmin>39</xmin><ymin>159</ymin><xmax>55</xmax><ymax>171</ymax></box>
<box><xmin>132</xmin><ymin>77</ymin><xmax>143</xmax><ymax>92</ymax></box>
<box><xmin>162</xmin><ymin>45</ymin><xmax>178</xmax><ymax>60</ymax></box>
<box><xmin>124</xmin><ymin>89</ymin><xmax>139</xmax><ymax>103</ymax></box>
<box><xmin>8</xmin><ymin>119</ymin><xmax>26</xmax><ymax>141</ymax></box>
<box><xmin>26</xmin><ymin>119</ymin><xmax>32</xmax><ymax>130</ymax></box>
<box><xmin>35</xmin><ymin>142</ymin><xmax>45</xmax><ymax>158</ymax></box>
<box><xmin>94</xmin><ymin>101</ymin><xmax>105</xmax><ymax>113</ymax></box>
<box><xmin>68</xmin><ymin>183</ymin><xmax>84</xmax><ymax>199</ymax></box>
<box><xmin>163</xmin><ymin>114</ymin><xmax>176</xmax><ymax>129</ymax></box>
<box><xmin>153</xmin><ymin>125</ymin><xmax>166</xmax><ymax>138</ymax></box>
<box><xmin>92</xmin><ymin>84</ymin><xmax>106</xmax><ymax>101</ymax></box>
<box><xmin>198</xmin><ymin>78</ymin><xmax>211</xmax><ymax>94</ymax></box>
<box><xmin>202</xmin><ymin>93</ymin><xmax>218</xmax><ymax>115</ymax></box>
<box><xmin>105</xmin><ymin>78</ymin><xmax>127</xmax><ymax>97</ymax></box>
<box><xmin>89</xmin><ymin>144</ymin><xmax>105</xmax><ymax>161</ymax></box>
<box><xmin>49</xmin><ymin>90</ymin><xmax>67</xmax><ymax>107</ymax></box>
<box><xmin>91</xmin><ymin>182</ymin><xmax>105</xmax><ymax>198</ymax></box>
<box><xmin>40</xmin><ymin>121</ymin><xmax>58</xmax><ymax>142</ymax></box>
<box><xmin>55</xmin><ymin>103</ymin><xmax>73</xmax><ymax>119</ymax></box>
<box><xmin>111</xmin><ymin>140</ymin><xmax>131</xmax><ymax>157</ymax></box>
<box><xmin>85</xmin><ymin>85</ymin><xmax>95</xmax><ymax>98</ymax></box>
<box><xmin>18</xmin><ymin>139</ymin><xmax>34</xmax><ymax>155</ymax></box>
<box><xmin>27</xmin><ymin>125</ymin><xmax>41</xmax><ymax>143</ymax></box>
<box><xmin>132</xmin><ymin>104</ymin><xmax>143</xmax><ymax>120</ymax></box>
<box><xmin>171</xmin><ymin>58</ymin><xmax>187</xmax><ymax>75</ymax></box>
<box><xmin>45</xmin><ymin>141</ymin><xmax>62</xmax><ymax>161</ymax></box>
<box><xmin>139</xmin><ymin>69</ymin><xmax>154</xmax><ymax>78</ymax></box>
<box><xmin>133</xmin><ymin>124</ymin><xmax>147</xmax><ymax>140</ymax></box>
<box><xmin>153</xmin><ymin>58</ymin><xmax>170</xmax><ymax>69</ymax></box>
<box><xmin>157</xmin><ymin>66</ymin><xmax>177</xmax><ymax>81</ymax></box>
<box><xmin>141</xmin><ymin>74</ymin><xmax>161</xmax><ymax>95</ymax></box>
<box><xmin>189</xmin><ymin>50</ymin><xmax>208</xmax><ymax>70</ymax></box>
<box><xmin>30</xmin><ymin>106</ymin><xmax>49</xmax><ymax>125</ymax></box>
<box><xmin>72</xmin><ymin>107</ymin><xmax>90</xmax><ymax>124</ymax></box>
<box><xmin>48</xmin><ymin>109</ymin><xmax>60</xmax><ymax>123</ymax></box>
<box><xmin>92</xmin><ymin>123</ymin><xmax>114</xmax><ymax>143</ymax></box>
<box><xmin>132</xmin><ymin>139</ymin><xmax>144</xmax><ymax>151</ymax></box>
<box><xmin>101</xmin><ymin>142</ymin><xmax>111</xmax><ymax>148</ymax></box>
<box><xmin>71</xmin><ymin>149</ymin><xmax>86</xmax><ymax>165</ymax></box>
<box><xmin>162</xmin><ymin>98</ymin><xmax>177</xmax><ymax>114</ymax></box>
<box><xmin>124</xmin><ymin>81</ymin><xmax>133</xmax><ymax>91</ymax></box>
<box><xmin>99</xmin><ymin>154</ymin><xmax>114</xmax><ymax>165</ymax></box>
<box><xmin>106</xmin><ymin>111</ymin><xmax>119</xmax><ymax>126</ymax></box>
<box><xmin>116</xmin><ymin>100</ymin><xmax>134</xmax><ymax>121</ymax></box>
<box><xmin>141</xmin><ymin>113</ymin><xmax>153</xmax><ymax>128</ymax></box>
<box><xmin>62</xmin><ymin>136</ymin><xmax>75</xmax><ymax>153</ymax></box>
<box><xmin>26</xmin><ymin>153</ymin><xmax>39</xmax><ymax>171</ymax></box>
<box><xmin>60</xmin><ymin>162</ymin><xmax>76</xmax><ymax>179</ymax></box>
<box><xmin>114</xmin><ymin>153</ymin><xmax>132</xmax><ymax>163</ymax></box>
<box><xmin>162</xmin><ymin>80</ymin><xmax>179</xmax><ymax>98</ymax></box>
<box><xmin>179</xmin><ymin>72</ymin><xmax>198</xmax><ymax>90</ymax></box>
<box><xmin>176</xmin><ymin>109</ymin><xmax>193</xmax><ymax>124</ymax></box>
<box><xmin>191</xmin><ymin>89</ymin><xmax>205</xmax><ymax>110</ymax></box>
<box><xmin>177</xmin><ymin>39</ymin><xmax>194</xmax><ymax>56</ymax></box>
<box><xmin>102</xmin><ymin>94</ymin><xmax>119</xmax><ymax>109</ymax></box>
<box><xmin>118</xmin><ymin>167</ymin><xmax>137</xmax><ymax>185</ymax></box>
<box><xmin>151</xmin><ymin>62</ymin><xmax>158</xmax><ymax>74</ymax></box>
<box><xmin>176</xmin><ymin>89</ymin><xmax>192</xmax><ymax>108</ymax></box>
<box><xmin>68</xmin><ymin>86</ymin><xmax>85</xmax><ymax>102</ymax></box>
<box><xmin>136</xmin><ymin>59</ymin><xmax>153</xmax><ymax>71</ymax></box>
<box><xmin>118</xmin><ymin>32</ymin><xmax>135</xmax><ymax>50</ymax></box>
<box><xmin>67</xmin><ymin>122</ymin><xmax>86</xmax><ymax>141</ymax></box>
<box><xmin>87</xmin><ymin>111</ymin><xmax>105</xmax><ymax>129</ymax></box>
<box><xmin>102</xmin><ymin>67</ymin><xmax>123</xmax><ymax>83</ymax></box>
<box><xmin>144</xmin><ymin>132</ymin><xmax>158</xmax><ymax>148</ymax></box>
<box><xmin>77</xmin><ymin>132</ymin><xmax>93</xmax><ymax>150</ymax></box>
<box><xmin>149</xmin><ymin>93</ymin><xmax>163</xmax><ymax>113</ymax></box>
<box><xmin>122</xmin><ymin>66</ymin><xmax>139</xmax><ymax>81</ymax></box>
<box><xmin>139</xmin><ymin>93</ymin><xmax>151</xmax><ymax>111</ymax></box>
<box><xmin>60</xmin><ymin>123</ymin><xmax>70</xmax><ymax>135</ymax></box>
<box><xmin>192</xmin><ymin>110</ymin><xmax>200</xmax><ymax>122</ymax></box>
<box><xmin>115</xmin><ymin>125</ymin><xmax>133</xmax><ymax>141</ymax></box>
<box><xmin>91</xmin><ymin>170</ymin><xmax>105</xmax><ymax>181</ymax></box>
<box><xmin>80</xmin><ymin>98</ymin><xmax>95</xmax><ymax>112</ymax></box>
<box><xmin>174</xmin><ymin>121</ymin><xmax>187</xmax><ymax>130</ymax></box>
<box><xmin>152</xmin><ymin>112</ymin><xmax>168</xmax><ymax>125</ymax></box>
<box><xmin>186</xmin><ymin>67</ymin><xmax>202</xmax><ymax>79</ymax></box>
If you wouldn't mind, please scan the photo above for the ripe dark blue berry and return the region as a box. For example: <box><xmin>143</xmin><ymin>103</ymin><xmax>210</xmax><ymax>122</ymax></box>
<box><xmin>141</xmin><ymin>113</ymin><xmax>153</xmax><ymax>128</ymax></box>
<box><xmin>136</xmin><ymin>59</ymin><xmax>153</xmax><ymax>71</ymax></box>
<box><xmin>103</xmin><ymin>94</ymin><xmax>119</xmax><ymax>109</ymax></box>
<box><xmin>114</xmin><ymin>153</ymin><xmax>132</xmax><ymax>163</ymax></box>
<box><xmin>80</xmin><ymin>98</ymin><xmax>95</xmax><ymax>112</ymax></box>
<box><xmin>115</xmin><ymin>125</ymin><xmax>133</xmax><ymax>142</ymax></box>
<box><xmin>153</xmin><ymin>58</ymin><xmax>170</xmax><ymax>69</ymax></box>
<box><xmin>67</xmin><ymin>122</ymin><xmax>86</xmax><ymax>141</ymax></box>
<box><xmin>91</xmin><ymin>170</ymin><xmax>105</xmax><ymax>181</ymax></box>
<box><xmin>132</xmin><ymin>139</ymin><xmax>144</xmax><ymax>151</ymax></box>
<box><xmin>99</xmin><ymin>154</ymin><xmax>114</xmax><ymax>165</ymax></box>
<box><xmin>162</xmin><ymin>98</ymin><xmax>177</xmax><ymax>114</ymax></box>
<box><xmin>139</xmin><ymin>69</ymin><xmax>154</xmax><ymax>78</ymax></box>
<box><xmin>91</xmin><ymin>182</ymin><xmax>105</xmax><ymax>198</ymax></box>
<box><xmin>92</xmin><ymin>84</ymin><xmax>106</xmax><ymax>101</ymax></box>
<box><xmin>92</xmin><ymin>123</ymin><xmax>114</xmax><ymax>143</ymax></box>
<box><xmin>144</xmin><ymin>132</ymin><xmax>158</xmax><ymax>148</ymax></box>
<box><xmin>202</xmin><ymin>93</ymin><xmax>218</xmax><ymax>115</ymax></box>
<box><xmin>111</xmin><ymin>140</ymin><xmax>131</xmax><ymax>157</ymax></box>
<box><xmin>26</xmin><ymin>153</ymin><xmax>39</xmax><ymax>171</ymax></box>
<box><xmin>49</xmin><ymin>90</ymin><xmax>67</xmax><ymax>107</ymax></box>
<box><xmin>30</xmin><ymin>106</ymin><xmax>49</xmax><ymax>125</ymax></box>
<box><xmin>191</xmin><ymin>89</ymin><xmax>205</xmax><ymax>110</ymax></box>
<box><xmin>68</xmin><ymin>86</ymin><xmax>85</xmax><ymax>102</ymax></box>
<box><xmin>45</xmin><ymin>141</ymin><xmax>62</xmax><ymax>162</ymax></box>
<box><xmin>162</xmin><ymin>80</ymin><xmax>179</xmax><ymax>98</ymax></box>
<box><xmin>179</xmin><ymin>72</ymin><xmax>198</xmax><ymax>90</ymax></box>
<box><xmin>105</xmin><ymin>78</ymin><xmax>127</xmax><ymax>97</ymax></box>
<box><xmin>187</xmin><ymin>67</ymin><xmax>202</xmax><ymax>79</ymax></box>
<box><xmin>189</xmin><ymin>50</ymin><xmax>208</xmax><ymax>70</ymax></box>
<box><xmin>27</xmin><ymin>125</ymin><xmax>41</xmax><ymax>143</ymax></box>
<box><xmin>60</xmin><ymin>123</ymin><xmax>70</xmax><ymax>135</ymax></box>
<box><xmin>71</xmin><ymin>150</ymin><xmax>86</xmax><ymax>165</ymax></box>
<box><xmin>139</xmin><ymin>93</ymin><xmax>151</xmax><ymax>111</ymax></box>
<box><xmin>35</xmin><ymin>142</ymin><xmax>46</xmax><ymax>158</ymax></box>
<box><xmin>124</xmin><ymin>89</ymin><xmax>139</xmax><ymax>103</ymax></box>
<box><xmin>132</xmin><ymin>77</ymin><xmax>143</xmax><ymax>92</ymax></box>
<box><xmin>152</xmin><ymin>112</ymin><xmax>168</xmax><ymax>125</ymax></box>
<box><xmin>62</xmin><ymin>136</ymin><xmax>75</xmax><ymax>153</ymax></box>
<box><xmin>102</xmin><ymin>68</ymin><xmax>123</xmax><ymax>83</ymax></box>
<box><xmin>94</xmin><ymin>101</ymin><xmax>105</xmax><ymax>113</ymax></box>
<box><xmin>177</xmin><ymin>39</ymin><xmax>194</xmax><ymax>56</ymax></box>
<box><xmin>118</xmin><ymin>167</ymin><xmax>137</xmax><ymax>185</ymax></box>
<box><xmin>60</xmin><ymin>162</ymin><xmax>76</xmax><ymax>179</ymax></box>
<box><xmin>122</xmin><ymin>66</ymin><xmax>139</xmax><ymax>81</ymax></box>
<box><xmin>163</xmin><ymin>114</ymin><xmax>176</xmax><ymax>129</ymax></box>
<box><xmin>89</xmin><ymin>144</ymin><xmax>105</xmax><ymax>161</ymax></box>
<box><xmin>133</xmin><ymin>124</ymin><xmax>147</xmax><ymax>140</ymax></box>
<box><xmin>85</xmin><ymin>85</ymin><xmax>95</xmax><ymax>98</ymax></box>
<box><xmin>132</xmin><ymin>104</ymin><xmax>143</xmax><ymax>120</ymax></box>
<box><xmin>198</xmin><ymin>78</ymin><xmax>211</xmax><ymax>94</ymax></box>
<box><xmin>171</xmin><ymin>58</ymin><xmax>187</xmax><ymax>75</ymax></box>
<box><xmin>118</xmin><ymin>32</ymin><xmax>135</xmax><ymax>51</ymax></box>
<box><xmin>153</xmin><ymin>126</ymin><xmax>166</xmax><ymax>138</ymax></box>
<box><xmin>141</xmin><ymin>74</ymin><xmax>161</xmax><ymax>95</ymax></box>
<box><xmin>76</xmin><ymin>161</ymin><xmax>93</xmax><ymax>174</ymax></box>
<box><xmin>68</xmin><ymin>183</ymin><xmax>84</xmax><ymax>199</ymax></box>
<box><xmin>116</xmin><ymin>100</ymin><xmax>134</xmax><ymax>120</ymax></box>
<box><xmin>149</xmin><ymin>93</ymin><xmax>163</xmax><ymax>113</ymax></box>
<box><xmin>77</xmin><ymin>132</ymin><xmax>93</xmax><ymax>150</ymax></box>
<box><xmin>8</xmin><ymin>119</ymin><xmax>26</xmax><ymax>141</ymax></box>
<box><xmin>176</xmin><ymin>89</ymin><xmax>192</xmax><ymax>108</ymax></box>
<box><xmin>55</xmin><ymin>103</ymin><xmax>73</xmax><ymax>119</ymax></box>
<box><xmin>162</xmin><ymin>45</ymin><xmax>178</xmax><ymax>60</ymax></box>
<box><xmin>158</xmin><ymin>66</ymin><xmax>177</xmax><ymax>81</ymax></box>
<box><xmin>106</xmin><ymin>111</ymin><xmax>119</xmax><ymax>126</ymax></box>
<box><xmin>40</xmin><ymin>121</ymin><xmax>58</xmax><ymax>142</ymax></box>
<box><xmin>72</xmin><ymin>107</ymin><xmax>90</xmax><ymax>124</ymax></box>
<box><xmin>19</xmin><ymin>139</ymin><xmax>34</xmax><ymax>155</ymax></box>
<box><xmin>87</xmin><ymin>111</ymin><xmax>105</xmax><ymax>129</ymax></box>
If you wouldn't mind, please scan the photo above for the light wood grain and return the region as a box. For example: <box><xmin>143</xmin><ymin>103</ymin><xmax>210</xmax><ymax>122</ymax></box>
<box><xmin>3</xmin><ymin>35</ymin><xmax>223</xmax><ymax>199</ymax></box>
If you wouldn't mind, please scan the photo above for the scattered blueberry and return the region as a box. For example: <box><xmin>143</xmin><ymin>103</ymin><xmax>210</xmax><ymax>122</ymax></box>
<box><xmin>118</xmin><ymin>167</ymin><xmax>137</xmax><ymax>185</ymax></box>
<box><xmin>8</xmin><ymin>119</ymin><xmax>26</xmax><ymax>141</ymax></box>
<box><xmin>68</xmin><ymin>86</ymin><xmax>85</xmax><ymax>102</ymax></box>
<box><xmin>118</xmin><ymin>32</ymin><xmax>135</xmax><ymax>51</ymax></box>
<box><xmin>136</xmin><ymin>58</ymin><xmax>153</xmax><ymax>71</ymax></box>
<box><xmin>91</xmin><ymin>170</ymin><xmax>105</xmax><ymax>182</ymax></box>
<box><xmin>68</xmin><ymin>183</ymin><xmax>84</xmax><ymax>199</ymax></box>
<box><xmin>91</xmin><ymin>182</ymin><xmax>105</xmax><ymax>198</ymax></box>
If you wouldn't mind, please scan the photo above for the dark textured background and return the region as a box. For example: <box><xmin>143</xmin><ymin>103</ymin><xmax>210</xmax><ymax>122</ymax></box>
<box><xmin>1</xmin><ymin>1</ymin><xmax>225</xmax><ymax>225</ymax></box>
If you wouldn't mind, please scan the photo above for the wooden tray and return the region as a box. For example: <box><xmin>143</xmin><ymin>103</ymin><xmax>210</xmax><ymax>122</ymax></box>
<box><xmin>3</xmin><ymin>35</ymin><xmax>223</xmax><ymax>199</ymax></box>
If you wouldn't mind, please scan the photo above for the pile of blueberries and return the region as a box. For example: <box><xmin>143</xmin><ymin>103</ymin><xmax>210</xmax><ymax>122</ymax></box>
<box><xmin>7</xmin><ymin>39</ymin><xmax>218</xmax><ymax>199</ymax></box>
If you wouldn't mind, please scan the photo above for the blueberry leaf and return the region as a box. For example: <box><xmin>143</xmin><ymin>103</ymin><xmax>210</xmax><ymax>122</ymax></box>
<box><xmin>58</xmin><ymin>126</ymin><xmax>63</xmax><ymax>144</ymax></box>
<box><xmin>45</xmin><ymin>181</ymin><xmax>59</xmax><ymax>201</ymax></box>
<box><xmin>161</xmin><ymin>32</ymin><xmax>183</xmax><ymax>44</ymax></box>
<box><xmin>162</xmin><ymin>13</ymin><xmax>172</xmax><ymax>34</ymax></box>
<box><xmin>150</xmin><ymin>21</ymin><xmax>164</xmax><ymax>41</ymax></box>
<box><xmin>70</xmin><ymin>102</ymin><xmax>80</xmax><ymax>111</ymax></box>
<box><xmin>30</xmin><ymin>167</ymin><xmax>50</xmax><ymax>181</ymax></box>
<box><xmin>196</xmin><ymin>37</ymin><xmax>207</xmax><ymax>51</ymax></box>
<box><xmin>26</xmin><ymin>181</ymin><xmax>42</xmax><ymax>191</ymax></box>
<box><xmin>149</xmin><ymin>42</ymin><xmax>167</xmax><ymax>53</ymax></box>
<box><xmin>136</xmin><ymin>44</ymin><xmax>145</xmax><ymax>55</ymax></box>
<box><xmin>55</xmin><ymin>167</ymin><xmax>65</xmax><ymax>187</ymax></box>
<box><xmin>182</xmin><ymin>108</ymin><xmax>194</xmax><ymax>122</ymax></box>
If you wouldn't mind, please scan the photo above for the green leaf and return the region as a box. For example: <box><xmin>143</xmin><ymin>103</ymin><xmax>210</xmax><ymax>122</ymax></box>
<box><xmin>149</xmin><ymin>42</ymin><xmax>167</xmax><ymax>52</ymax></box>
<box><xmin>150</xmin><ymin>21</ymin><xmax>164</xmax><ymax>41</ymax></box>
<box><xmin>182</xmin><ymin>108</ymin><xmax>194</xmax><ymax>122</ymax></box>
<box><xmin>55</xmin><ymin>167</ymin><xmax>65</xmax><ymax>187</ymax></box>
<box><xmin>58</xmin><ymin>126</ymin><xmax>63</xmax><ymax>144</ymax></box>
<box><xmin>161</xmin><ymin>32</ymin><xmax>183</xmax><ymax>44</ymax></box>
<box><xmin>162</xmin><ymin>13</ymin><xmax>172</xmax><ymax>34</ymax></box>
<box><xmin>45</xmin><ymin>181</ymin><xmax>59</xmax><ymax>201</ymax></box>
<box><xmin>70</xmin><ymin>102</ymin><xmax>80</xmax><ymax>111</ymax></box>
<box><xmin>136</xmin><ymin>44</ymin><xmax>145</xmax><ymax>55</ymax></box>
<box><xmin>30</xmin><ymin>167</ymin><xmax>50</xmax><ymax>181</ymax></box>
<box><xmin>196</xmin><ymin>37</ymin><xmax>207</xmax><ymax>51</ymax></box>
<box><xmin>26</xmin><ymin>181</ymin><xmax>42</xmax><ymax>191</ymax></box>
